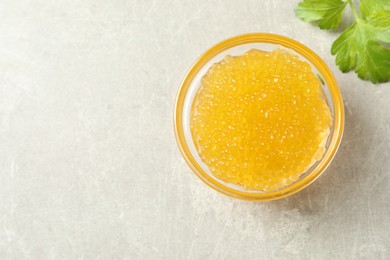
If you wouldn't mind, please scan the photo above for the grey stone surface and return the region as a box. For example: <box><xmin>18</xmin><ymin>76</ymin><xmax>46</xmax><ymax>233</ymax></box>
<box><xmin>0</xmin><ymin>0</ymin><xmax>389</xmax><ymax>259</ymax></box>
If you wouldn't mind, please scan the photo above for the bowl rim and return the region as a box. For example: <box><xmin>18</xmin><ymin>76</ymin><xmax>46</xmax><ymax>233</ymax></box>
<box><xmin>174</xmin><ymin>33</ymin><xmax>345</xmax><ymax>201</ymax></box>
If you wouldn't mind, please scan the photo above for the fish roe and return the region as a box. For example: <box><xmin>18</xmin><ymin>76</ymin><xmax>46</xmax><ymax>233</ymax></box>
<box><xmin>190</xmin><ymin>49</ymin><xmax>332</xmax><ymax>191</ymax></box>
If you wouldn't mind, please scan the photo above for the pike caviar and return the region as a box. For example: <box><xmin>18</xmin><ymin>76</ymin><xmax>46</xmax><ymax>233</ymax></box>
<box><xmin>190</xmin><ymin>49</ymin><xmax>332</xmax><ymax>191</ymax></box>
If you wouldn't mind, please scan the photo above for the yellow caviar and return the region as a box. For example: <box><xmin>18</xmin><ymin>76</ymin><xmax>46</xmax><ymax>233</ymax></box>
<box><xmin>190</xmin><ymin>49</ymin><xmax>332</xmax><ymax>191</ymax></box>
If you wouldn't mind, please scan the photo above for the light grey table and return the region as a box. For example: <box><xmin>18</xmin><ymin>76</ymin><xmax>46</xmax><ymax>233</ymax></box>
<box><xmin>0</xmin><ymin>0</ymin><xmax>389</xmax><ymax>259</ymax></box>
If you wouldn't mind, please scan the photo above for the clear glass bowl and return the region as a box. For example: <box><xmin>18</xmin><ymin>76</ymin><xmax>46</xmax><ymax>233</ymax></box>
<box><xmin>174</xmin><ymin>33</ymin><xmax>344</xmax><ymax>201</ymax></box>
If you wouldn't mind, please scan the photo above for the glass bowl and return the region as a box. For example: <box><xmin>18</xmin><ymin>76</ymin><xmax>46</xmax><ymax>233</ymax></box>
<box><xmin>174</xmin><ymin>33</ymin><xmax>344</xmax><ymax>201</ymax></box>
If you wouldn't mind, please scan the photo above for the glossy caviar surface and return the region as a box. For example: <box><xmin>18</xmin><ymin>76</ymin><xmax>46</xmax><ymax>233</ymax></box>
<box><xmin>190</xmin><ymin>49</ymin><xmax>332</xmax><ymax>191</ymax></box>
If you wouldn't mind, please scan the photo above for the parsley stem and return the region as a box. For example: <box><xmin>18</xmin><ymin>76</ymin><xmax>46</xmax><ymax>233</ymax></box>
<box><xmin>347</xmin><ymin>0</ymin><xmax>360</xmax><ymax>20</ymax></box>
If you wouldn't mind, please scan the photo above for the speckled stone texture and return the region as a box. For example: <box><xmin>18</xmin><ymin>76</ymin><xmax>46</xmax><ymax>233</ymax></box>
<box><xmin>0</xmin><ymin>0</ymin><xmax>389</xmax><ymax>259</ymax></box>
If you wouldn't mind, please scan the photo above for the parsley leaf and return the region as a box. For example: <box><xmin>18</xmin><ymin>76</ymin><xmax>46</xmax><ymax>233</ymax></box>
<box><xmin>295</xmin><ymin>0</ymin><xmax>347</xmax><ymax>30</ymax></box>
<box><xmin>331</xmin><ymin>10</ymin><xmax>390</xmax><ymax>83</ymax></box>
<box><xmin>295</xmin><ymin>0</ymin><xmax>390</xmax><ymax>83</ymax></box>
<box><xmin>360</xmin><ymin>0</ymin><xmax>390</xmax><ymax>19</ymax></box>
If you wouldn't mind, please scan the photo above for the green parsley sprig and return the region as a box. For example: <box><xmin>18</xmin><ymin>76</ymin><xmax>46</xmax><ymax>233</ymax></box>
<box><xmin>295</xmin><ymin>0</ymin><xmax>390</xmax><ymax>83</ymax></box>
